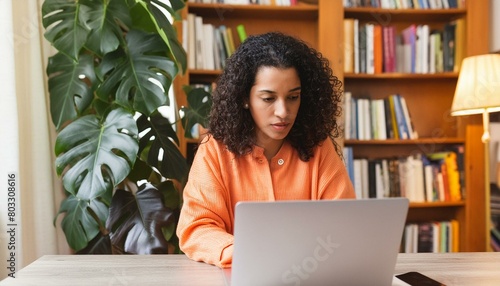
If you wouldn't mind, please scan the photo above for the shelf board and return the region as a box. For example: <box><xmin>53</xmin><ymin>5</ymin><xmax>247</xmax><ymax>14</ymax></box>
<box><xmin>344</xmin><ymin>72</ymin><xmax>459</xmax><ymax>80</ymax></box>
<box><xmin>189</xmin><ymin>69</ymin><xmax>222</xmax><ymax>76</ymax></box>
<box><xmin>344</xmin><ymin>138</ymin><xmax>465</xmax><ymax>145</ymax></box>
<box><xmin>344</xmin><ymin>8</ymin><xmax>466</xmax><ymax>22</ymax></box>
<box><xmin>409</xmin><ymin>201</ymin><xmax>465</xmax><ymax>208</ymax></box>
<box><xmin>188</xmin><ymin>69</ymin><xmax>221</xmax><ymax>83</ymax></box>
<box><xmin>188</xmin><ymin>3</ymin><xmax>318</xmax><ymax>20</ymax></box>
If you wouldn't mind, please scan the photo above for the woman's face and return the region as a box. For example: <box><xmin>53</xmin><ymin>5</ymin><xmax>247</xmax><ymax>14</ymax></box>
<box><xmin>248</xmin><ymin>66</ymin><xmax>301</xmax><ymax>151</ymax></box>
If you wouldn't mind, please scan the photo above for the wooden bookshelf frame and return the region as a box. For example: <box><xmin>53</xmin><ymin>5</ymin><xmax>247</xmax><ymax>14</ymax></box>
<box><xmin>174</xmin><ymin>0</ymin><xmax>490</xmax><ymax>252</ymax></box>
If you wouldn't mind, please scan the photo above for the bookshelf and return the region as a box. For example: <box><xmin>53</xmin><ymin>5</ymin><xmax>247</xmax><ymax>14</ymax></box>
<box><xmin>343</xmin><ymin>1</ymin><xmax>490</xmax><ymax>252</ymax></box>
<box><xmin>173</xmin><ymin>1</ymin><xmax>490</xmax><ymax>252</ymax></box>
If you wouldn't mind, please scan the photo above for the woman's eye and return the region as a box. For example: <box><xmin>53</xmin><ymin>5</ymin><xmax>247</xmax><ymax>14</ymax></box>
<box><xmin>263</xmin><ymin>98</ymin><xmax>274</xmax><ymax>102</ymax></box>
<box><xmin>289</xmin><ymin>95</ymin><xmax>300</xmax><ymax>100</ymax></box>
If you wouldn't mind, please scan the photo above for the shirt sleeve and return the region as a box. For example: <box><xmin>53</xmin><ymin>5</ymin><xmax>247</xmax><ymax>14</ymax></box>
<box><xmin>176</xmin><ymin>139</ymin><xmax>234</xmax><ymax>268</ymax></box>
<box><xmin>317</xmin><ymin>139</ymin><xmax>357</xmax><ymax>200</ymax></box>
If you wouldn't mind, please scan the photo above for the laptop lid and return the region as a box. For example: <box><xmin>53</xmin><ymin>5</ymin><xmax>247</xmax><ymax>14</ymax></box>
<box><xmin>228</xmin><ymin>198</ymin><xmax>409</xmax><ymax>286</ymax></box>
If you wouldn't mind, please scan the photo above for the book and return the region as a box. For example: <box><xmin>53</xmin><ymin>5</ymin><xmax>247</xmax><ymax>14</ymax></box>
<box><xmin>343</xmin><ymin>146</ymin><xmax>355</xmax><ymax>186</ymax></box>
<box><xmin>358</xmin><ymin>24</ymin><xmax>367</xmax><ymax>73</ymax></box>
<box><xmin>382</xmin><ymin>25</ymin><xmax>396</xmax><ymax>73</ymax></box>
<box><xmin>353</xmin><ymin>159</ymin><xmax>364</xmax><ymax>199</ymax></box>
<box><xmin>194</xmin><ymin>15</ymin><xmax>204</xmax><ymax>69</ymax></box>
<box><xmin>399</xmin><ymin>95</ymin><xmax>418</xmax><ymax>139</ymax></box>
<box><xmin>387</xmin><ymin>96</ymin><xmax>399</xmax><ymax>140</ymax></box>
<box><xmin>365</xmin><ymin>23</ymin><xmax>374</xmax><ymax>74</ymax></box>
<box><xmin>374</xmin><ymin>99</ymin><xmax>387</xmax><ymax>140</ymax></box>
<box><xmin>226</xmin><ymin>27</ymin><xmax>236</xmax><ymax>56</ymax></box>
<box><xmin>383</xmin><ymin>97</ymin><xmax>395</xmax><ymax>139</ymax></box>
<box><xmin>401</xmin><ymin>24</ymin><xmax>417</xmax><ymax>73</ymax></box>
<box><xmin>392</xmin><ymin>94</ymin><xmax>410</xmax><ymax>140</ymax></box>
<box><xmin>236</xmin><ymin>24</ymin><xmax>247</xmax><ymax>43</ymax></box>
<box><xmin>428</xmin><ymin>151</ymin><xmax>462</xmax><ymax>202</ymax></box>
<box><xmin>418</xmin><ymin>223</ymin><xmax>434</xmax><ymax>253</ymax></box>
<box><xmin>344</xmin><ymin>18</ymin><xmax>355</xmax><ymax>73</ymax></box>
<box><xmin>344</xmin><ymin>91</ymin><xmax>352</xmax><ymax>139</ymax></box>
<box><xmin>353</xmin><ymin>19</ymin><xmax>360</xmax><ymax>73</ymax></box>
<box><xmin>443</xmin><ymin>22</ymin><xmax>456</xmax><ymax>72</ymax></box>
<box><xmin>373</xmin><ymin>24</ymin><xmax>383</xmax><ymax>74</ymax></box>
<box><xmin>187</xmin><ymin>13</ymin><xmax>197</xmax><ymax>70</ymax></box>
<box><xmin>202</xmin><ymin>24</ymin><xmax>215</xmax><ymax>70</ymax></box>
<box><xmin>213</xmin><ymin>27</ymin><xmax>227</xmax><ymax>69</ymax></box>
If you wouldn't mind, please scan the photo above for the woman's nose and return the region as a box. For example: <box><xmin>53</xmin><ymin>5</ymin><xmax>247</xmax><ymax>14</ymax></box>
<box><xmin>274</xmin><ymin>100</ymin><xmax>288</xmax><ymax>118</ymax></box>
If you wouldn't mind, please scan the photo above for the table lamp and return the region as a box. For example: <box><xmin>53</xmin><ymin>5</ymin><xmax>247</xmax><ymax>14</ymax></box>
<box><xmin>451</xmin><ymin>54</ymin><xmax>500</xmax><ymax>251</ymax></box>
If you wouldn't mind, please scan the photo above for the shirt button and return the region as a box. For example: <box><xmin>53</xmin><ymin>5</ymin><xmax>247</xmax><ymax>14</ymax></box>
<box><xmin>278</xmin><ymin>159</ymin><xmax>284</xmax><ymax>165</ymax></box>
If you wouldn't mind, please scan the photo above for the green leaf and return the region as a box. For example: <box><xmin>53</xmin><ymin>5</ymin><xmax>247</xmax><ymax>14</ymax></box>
<box><xmin>56</xmin><ymin>194</ymin><xmax>108</xmax><ymax>252</ymax></box>
<box><xmin>136</xmin><ymin>112</ymin><xmax>189</xmax><ymax>184</ymax></box>
<box><xmin>107</xmin><ymin>184</ymin><xmax>173</xmax><ymax>254</ymax></box>
<box><xmin>42</xmin><ymin>0</ymin><xmax>89</xmax><ymax>60</ymax></box>
<box><xmin>55</xmin><ymin>108</ymin><xmax>139</xmax><ymax>200</ymax></box>
<box><xmin>145</xmin><ymin>0</ymin><xmax>187</xmax><ymax>73</ymax></box>
<box><xmin>76</xmin><ymin>233</ymin><xmax>112</xmax><ymax>254</ymax></box>
<box><xmin>79</xmin><ymin>0</ymin><xmax>131</xmax><ymax>56</ymax></box>
<box><xmin>180</xmin><ymin>86</ymin><xmax>212</xmax><ymax>138</ymax></box>
<box><xmin>47</xmin><ymin>52</ymin><xmax>96</xmax><ymax>130</ymax></box>
<box><xmin>157</xmin><ymin>180</ymin><xmax>181</xmax><ymax>214</ymax></box>
<box><xmin>96</xmin><ymin>29</ymin><xmax>177</xmax><ymax>115</ymax></box>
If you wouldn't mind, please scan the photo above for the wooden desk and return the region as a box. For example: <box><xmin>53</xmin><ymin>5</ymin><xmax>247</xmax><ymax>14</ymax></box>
<box><xmin>1</xmin><ymin>253</ymin><xmax>500</xmax><ymax>285</ymax></box>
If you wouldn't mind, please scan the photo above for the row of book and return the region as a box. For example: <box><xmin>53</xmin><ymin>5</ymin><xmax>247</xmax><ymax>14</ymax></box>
<box><xmin>343</xmin><ymin>19</ymin><xmax>463</xmax><ymax>74</ymax></box>
<box><xmin>183</xmin><ymin>14</ymin><xmax>247</xmax><ymax>70</ymax></box>
<box><xmin>344</xmin><ymin>0</ymin><xmax>463</xmax><ymax>9</ymax></box>
<box><xmin>187</xmin><ymin>0</ymin><xmax>299</xmax><ymax>5</ymax></box>
<box><xmin>402</xmin><ymin>221</ymin><xmax>459</xmax><ymax>253</ymax></box>
<box><xmin>344</xmin><ymin>93</ymin><xmax>417</xmax><ymax>141</ymax></box>
<box><xmin>343</xmin><ymin>148</ymin><xmax>464</xmax><ymax>203</ymax></box>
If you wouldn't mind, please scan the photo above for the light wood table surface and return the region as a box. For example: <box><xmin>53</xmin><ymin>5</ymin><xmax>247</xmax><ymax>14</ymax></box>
<box><xmin>1</xmin><ymin>252</ymin><xmax>500</xmax><ymax>285</ymax></box>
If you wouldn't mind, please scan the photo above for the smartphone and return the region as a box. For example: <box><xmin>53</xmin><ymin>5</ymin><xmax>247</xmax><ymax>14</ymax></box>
<box><xmin>396</xmin><ymin>272</ymin><xmax>446</xmax><ymax>286</ymax></box>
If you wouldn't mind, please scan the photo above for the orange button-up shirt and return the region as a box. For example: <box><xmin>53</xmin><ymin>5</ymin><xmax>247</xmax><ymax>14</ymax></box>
<box><xmin>176</xmin><ymin>137</ymin><xmax>355</xmax><ymax>268</ymax></box>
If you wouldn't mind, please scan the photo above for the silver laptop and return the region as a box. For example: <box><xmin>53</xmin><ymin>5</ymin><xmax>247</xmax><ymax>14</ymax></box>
<box><xmin>223</xmin><ymin>198</ymin><xmax>409</xmax><ymax>286</ymax></box>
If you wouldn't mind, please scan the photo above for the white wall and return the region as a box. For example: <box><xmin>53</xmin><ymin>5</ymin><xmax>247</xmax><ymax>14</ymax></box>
<box><xmin>491</xmin><ymin>0</ymin><xmax>500</xmax><ymax>52</ymax></box>
<box><xmin>0</xmin><ymin>0</ymin><xmax>20</xmax><ymax>280</ymax></box>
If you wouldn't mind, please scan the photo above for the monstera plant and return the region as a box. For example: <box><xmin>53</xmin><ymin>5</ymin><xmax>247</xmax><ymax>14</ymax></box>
<box><xmin>41</xmin><ymin>0</ymin><xmax>210</xmax><ymax>254</ymax></box>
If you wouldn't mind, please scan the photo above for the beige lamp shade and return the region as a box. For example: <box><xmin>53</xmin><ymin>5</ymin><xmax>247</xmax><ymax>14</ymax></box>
<box><xmin>451</xmin><ymin>54</ymin><xmax>500</xmax><ymax>116</ymax></box>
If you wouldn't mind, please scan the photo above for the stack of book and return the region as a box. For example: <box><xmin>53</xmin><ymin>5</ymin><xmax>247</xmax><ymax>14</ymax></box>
<box><xmin>343</xmin><ymin>0</ymin><xmax>463</xmax><ymax>9</ymax></box>
<box><xmin>343</xmin><ymin>19</ymin><xmax>464</xmax><ymax>74</ymax></box>
<box><xmin>188</xmin><ymin>0</ymin><xmax>299</xmax><ymax>6</ymax></box>
<box><xmin>183</xmin><ymin>14</ymin><xmax>248</xmax><ymax>70</ymax></box>
<box><xmin>343</xmin><ymin>148</ymin><xmax>464</xmax><ymax>203</ymax></box>
<box><xmin>403</xmin><ymin>220</ymin><xmax>459</xmax><ymax>253</ymax></box>
<box><xmin>344</xmin><ymin>93</ymin><xmax>417</xmax><ymax>141</ymax></box>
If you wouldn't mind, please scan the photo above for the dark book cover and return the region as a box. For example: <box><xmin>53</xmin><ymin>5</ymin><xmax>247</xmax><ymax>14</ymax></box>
<box><xmin>417</xmin><ymin>223</ymin><xmax>434</xmax><ymax>253</ymax></box>
<box><xmin>443</xmin><ymin>22</ymin><xmax>456</xmax><ymax>72</ymax></box>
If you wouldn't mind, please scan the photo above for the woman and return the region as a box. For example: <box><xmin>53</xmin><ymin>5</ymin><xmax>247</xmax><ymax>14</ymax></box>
<box><xmin>176</xmin><ymin>32</ymin><xmax>355</xmax><ymax>268</ymax></box>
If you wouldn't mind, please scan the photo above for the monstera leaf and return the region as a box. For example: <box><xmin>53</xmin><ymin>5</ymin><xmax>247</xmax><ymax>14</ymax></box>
<box><xmin>136</xmin><ymin>112</ymin><xmax>188</xmax><ymax>184</ymax></box>
<box><xmin>55</xmin><ymin>108</ymin><xmax>139</xmax><ymax>200</ymax></box>
<box><xmin>46</xmin><ymin>53</ymin><xmax>96</xmax><ymax>130</ymax></box>
<box><xmin>79</xmin><ymin>0</ymin><xmax>131</xmax><ymax>56</ymax></box>
<box><xmin>181</xmin><ymin>85</ymin><xmax>212</xmax><ymax>138</ymax></box>
<box><xmin>142</xmin><ymin>0</ymin><xmax>187</xmax><ymax>73</ymax></box>
<box><xmin>107</xmin><ymin>184</ymin><xmax>174</xmax><ymax>254</ymax></box>
<box><xmin>96</xmin><ymin>30</ymin><xmax>177</xmax><ymax>116</ymax></box>
<box><xmin>42</xmin><ymin>0</ymin><xmax>89</xmax><ymax>60</ymax></box>
<box><xmin>56</xmin><ymin>193</ymin><xmax>109</xmax><ymax>251</ymax></box>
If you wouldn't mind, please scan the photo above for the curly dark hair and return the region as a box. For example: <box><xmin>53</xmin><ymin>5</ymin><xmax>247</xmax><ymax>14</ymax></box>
<box><xmin>208</xmin><ymin>32</ymin><xmax>343</xmax><ymax>161</ymax></box>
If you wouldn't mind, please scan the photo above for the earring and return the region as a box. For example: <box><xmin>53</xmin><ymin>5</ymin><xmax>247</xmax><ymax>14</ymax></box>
<box><xmin>244</xmin><ymin>103</ymin><xmax>249</xmax><ymax>109</ymax></box>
